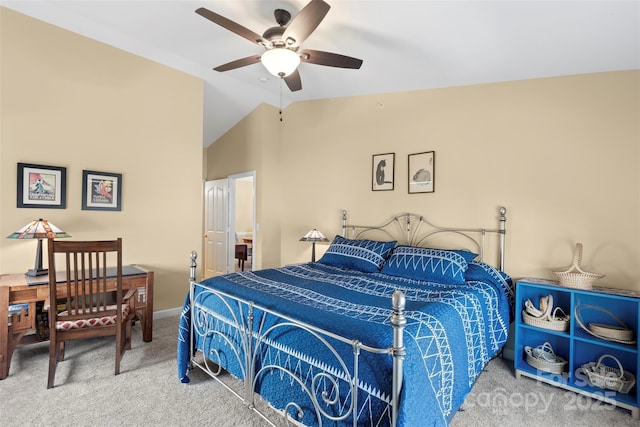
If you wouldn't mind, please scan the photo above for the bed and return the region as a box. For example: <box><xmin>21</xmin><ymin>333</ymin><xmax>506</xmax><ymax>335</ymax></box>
<box><xmin>177</xmin><ymin>208</ymin><xmax>513</xmax><ymax>426</ymax></box>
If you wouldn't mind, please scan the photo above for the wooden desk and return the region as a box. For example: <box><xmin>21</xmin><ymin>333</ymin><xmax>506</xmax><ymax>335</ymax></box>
<box><xmin>0</xmin><ymin>266</ymin><xmax>153</xmax><ymax>380</ymax></box>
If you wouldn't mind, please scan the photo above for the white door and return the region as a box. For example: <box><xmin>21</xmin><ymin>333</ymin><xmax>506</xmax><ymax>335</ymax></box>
<box><xmin>204</xmin><ymin>179</ymin><xmax>229</xmax><ymax>278</ymax></box>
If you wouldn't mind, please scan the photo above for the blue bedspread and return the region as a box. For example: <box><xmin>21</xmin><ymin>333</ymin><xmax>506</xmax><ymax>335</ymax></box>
<box><xmin>178</xmin><ymin>262</ymin><xmax>512</xmax><ymax>426</ymax></box>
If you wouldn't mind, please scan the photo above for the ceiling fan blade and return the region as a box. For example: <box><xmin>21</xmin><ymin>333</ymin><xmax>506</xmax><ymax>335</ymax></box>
<box><xmin>196</xmin><ymin>7</ymin><xmax>266</xmax><ymax>46</ymax></box>
<box><xmin>213</xmin><ymin>55</ymin><xmax>262</xmax><ymax>72</ymax></box>
<box><xmin>284</xmin><ymin>70</ymin><xmax>302</xmax><ymax>92</ymax></box>
<box><xmin>299</xmin><ymin>49</ymin><xmax>363</xmax><ymax>69</ymax></box>
<box><xmin>282</xmin><ymin>0</ymin><xmax>330</xmax><ymax>48</ymax></box>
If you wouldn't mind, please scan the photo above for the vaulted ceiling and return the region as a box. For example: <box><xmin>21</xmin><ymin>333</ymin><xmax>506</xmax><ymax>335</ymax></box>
<box><xmin>3</xmin><ymin>1</ymin><xmax>638</xmax><ymax>147</ymax></box>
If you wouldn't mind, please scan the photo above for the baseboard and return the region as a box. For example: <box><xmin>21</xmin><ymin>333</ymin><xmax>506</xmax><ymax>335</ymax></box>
<box><xmin>153</xmin><ymin>307</ymin><xmax>181</xmax><ymax>319</ymax></box>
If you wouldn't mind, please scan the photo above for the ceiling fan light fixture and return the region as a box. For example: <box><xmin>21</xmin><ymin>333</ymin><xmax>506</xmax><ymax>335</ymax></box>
<box><xmin>261</xmin><ymin>48</ymin><xmax>300</xmax><ymax>77</ymax></box>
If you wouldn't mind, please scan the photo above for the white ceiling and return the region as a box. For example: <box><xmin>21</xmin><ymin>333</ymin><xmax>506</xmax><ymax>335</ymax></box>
<box><xmin>2</xmin><ymin>1</ymin><xmax>639</xmax><ymax>147</ymax></box>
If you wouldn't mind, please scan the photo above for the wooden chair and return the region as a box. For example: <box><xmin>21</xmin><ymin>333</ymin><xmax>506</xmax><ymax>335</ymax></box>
<box><xmin>46</xmin><ymin>238</ymin><xmax>135</xmax><ymax>388</ymax></box>
<box><xmin>235</xmin><ymin>244</ymin><xmax>248</xmax><ymax>271</ymax></box>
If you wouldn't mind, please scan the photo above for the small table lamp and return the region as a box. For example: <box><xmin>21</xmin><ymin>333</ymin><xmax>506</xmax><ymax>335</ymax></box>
<box><xmin>299</xmin><ymin>229</ymin><xmax>329</xmax><ymax>262</ymax></box>
<box><xmin>7</xmin><ymin>218</ymin><xmax>70</xmax><ymax>277</ymax></box>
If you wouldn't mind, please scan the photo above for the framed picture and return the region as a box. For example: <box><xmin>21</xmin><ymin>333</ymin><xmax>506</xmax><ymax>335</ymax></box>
<box><xmin>372</xmin><ymin>153</ymin><xmax>395</xmax><ymax>191</ymax></box>
<box><xmin>17</xmin><ymin>163</ymin><xmax>67</xmax><ymax>209</ymax></box>
<box><xmin>408</xmin><ymin>151</ymin><xmax>435</xmax><ymax>194</ymax></box>
<box><xmin>82</xmin><ymin>170</ymin><xmax>122</xmax><ymax>211</ymax></box>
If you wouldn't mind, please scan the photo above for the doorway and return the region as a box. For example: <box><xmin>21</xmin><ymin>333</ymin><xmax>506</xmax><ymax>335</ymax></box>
<box><xmin>230</xmin><ymin>173</ymin><xmax>255</xmax><ymax>272</ymax></box>
<box><xmin>203</xmin><ymin>171</ymin><xmax>256</xmax><ymax>278</ymax></box>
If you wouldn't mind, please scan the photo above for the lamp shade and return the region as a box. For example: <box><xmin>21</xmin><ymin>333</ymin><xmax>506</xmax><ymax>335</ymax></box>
<box><xmin>7</xmin><ymin>218</ymin><xmax>70</xmax><ymax>277</ymax></box>
<box><xmin>261</xmin><ymin>48</ymin><xmax>301</xmax><ymax>77</ymax></box>
<box><xmin>299</xmin><ymin>229</ymin><xmax>329</xmax><ymax>242</ymax></box>
<box><xmin>7</xmin><ymin>218</ymin><xmax>70</xmax><ymax>239</ymax></box>
<box><xmin>299</xmin><ymin>228</ymin><xmax>329</xmax><ymax>263</ymax></box>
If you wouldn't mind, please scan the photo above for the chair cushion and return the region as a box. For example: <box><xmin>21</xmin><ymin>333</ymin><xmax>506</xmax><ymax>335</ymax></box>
<box><xmin>55</xmin><ymin>304</ymin><xmax>130</xmax><ymax>331</ymax></box>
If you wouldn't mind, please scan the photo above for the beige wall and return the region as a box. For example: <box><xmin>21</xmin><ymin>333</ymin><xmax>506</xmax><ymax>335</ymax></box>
<box><xmin>1</xmin><ymin>8</ymin><xmax>204</xmax><ymax>310</ymax></box>
<box><xmin>209</xmin><ymin>71</ymin><xmax>640</xmax><ymax>291</ymax></box>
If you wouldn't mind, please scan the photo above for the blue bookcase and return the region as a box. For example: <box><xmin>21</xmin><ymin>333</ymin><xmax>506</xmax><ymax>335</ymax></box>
<box><xmin>514</xmin><ymin>278</ymin><xmax>639</xmax><ymax>419</ymax></box>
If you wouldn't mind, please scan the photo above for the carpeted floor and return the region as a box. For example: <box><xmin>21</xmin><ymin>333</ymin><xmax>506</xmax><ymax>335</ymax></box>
<box><xmin>2</xmin><ymin>315</ymin><xmax>637</xmax><ymax>426</ymax></box>
<box><xmin>452</xmin><ymin>354</ymin><xmax>637</xmax><ymax>426</ymax></box>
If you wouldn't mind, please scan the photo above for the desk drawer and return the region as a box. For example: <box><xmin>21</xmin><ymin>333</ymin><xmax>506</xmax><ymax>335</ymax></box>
<box><xmin>8</xmin><ymin>288</ymin><xmax>39</xmax><ymax>304</ymax></box>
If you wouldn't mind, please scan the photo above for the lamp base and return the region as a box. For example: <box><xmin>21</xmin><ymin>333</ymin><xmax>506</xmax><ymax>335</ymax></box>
<box><xmin>26</xmin><ymin>268</ymin><xmax>48</xmax><ymax>277</ymax></box>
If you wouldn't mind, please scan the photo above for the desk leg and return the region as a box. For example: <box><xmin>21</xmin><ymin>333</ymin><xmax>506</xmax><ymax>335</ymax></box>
<box><xmin>143</xmin><ymin>272</ymin><xmax>154</xmax><ymax>342</ymax></box>
<box><xmin>1</xmin><ymin>288</ymin><xmax>32</xmax><ymax>380</ymax></box>
<box><xmin>0</xmin><ymin>287</ymin><xmax>9</xmax><ymax>379</ymax></box>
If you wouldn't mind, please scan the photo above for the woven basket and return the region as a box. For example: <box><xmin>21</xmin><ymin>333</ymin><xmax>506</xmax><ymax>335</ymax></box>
<box><xmin>574</xmin><ymin>304</ymin><xmax>636</xmax><ymax>344</ymax></box>
<box><xmin>524</xmin><ymin>342</ymin><xmax>568</xmax><ymax>374</ymax></box>
<box><xmin>580</xmin><ymin>354</ymin><xmax>636</xmax><ymax>394</ymax></box>
<box><xmin>552</xmin><ymin>243</ymin><xmax>604</xmax><ymax>289</ymax></box>
<box><xmin>522</xmin><ymin>294</ymin><xmax>570</xmax><ymax>332</ymax></box>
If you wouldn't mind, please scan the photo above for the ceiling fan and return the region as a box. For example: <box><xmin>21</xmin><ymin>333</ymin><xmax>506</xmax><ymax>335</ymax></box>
<box><xmin>196</xmin><ymin>0</ymin><xmax>363</xmax><ymax>92</ymax></box>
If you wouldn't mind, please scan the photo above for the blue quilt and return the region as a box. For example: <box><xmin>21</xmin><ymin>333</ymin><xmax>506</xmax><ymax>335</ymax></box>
<box><xmin>177</xmin><ymin>262</ymin><xmax>512</xmax><ymax>427</ymax></box>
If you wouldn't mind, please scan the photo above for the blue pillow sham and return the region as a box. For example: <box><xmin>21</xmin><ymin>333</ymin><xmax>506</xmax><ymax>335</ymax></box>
<box><xmin>380</xmin><ymin>246</ymin><xmax>471</xmax><ymax>284</ymax></box>
<box><xmin>451</xmin><ymin>249</ymin><xmax>478</xmax><ymax>263</ymax></box>
<box><xmin>318</xmin><ymin>235</ymin><xmax>396</xmax><ymax>273</ymax></box>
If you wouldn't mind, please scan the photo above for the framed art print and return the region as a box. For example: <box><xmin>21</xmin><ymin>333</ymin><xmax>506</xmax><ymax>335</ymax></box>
<box><xmin>82</xmin><ymin>170</ymin><xmax>122</xmax><ymax>211</ymax></box>
<box><xmin>408</xmin><ymin>151</ymin><xmax>435</xmax><ymax>194</ymax></box>
<box><xmin>17</xmin><ymin>163</ymin><xmax>67</xmax><ymax>209</ymax></box>
<box><xmin>372</xmin><ymin>153</ymin><xmax>395</xmax><ymax>191</ymax></box>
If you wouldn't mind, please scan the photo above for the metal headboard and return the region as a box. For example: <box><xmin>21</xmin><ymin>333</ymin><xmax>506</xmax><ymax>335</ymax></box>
<box><xmin>342</xmin><ymin>207</ymin><xmax>507</xmax><ymax>270</ymax></box>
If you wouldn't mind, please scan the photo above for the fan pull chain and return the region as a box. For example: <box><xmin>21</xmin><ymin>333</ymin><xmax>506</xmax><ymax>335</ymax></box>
<box><xmin>279</xmin><ymin>78</ymin><xmax>283</xmax><ymax>122</ymax></box>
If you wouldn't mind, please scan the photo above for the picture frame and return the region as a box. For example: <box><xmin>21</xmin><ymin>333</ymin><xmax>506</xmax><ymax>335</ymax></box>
<box><xmin>81</xmin><ymin>170</ymin><xmax>122</xmax><ymax>211</ymax></box>
<box><xmin>408</xmin><ymin>151</ymin><xmax>435</xmax><ymax>194</ymax></box>
<box><xmin>17</xmin><ymin>163</ymin><xmax>67</xmax><ymax>209</ymax></box>
<box><xmin>372</xmin><ymin>153</ymin><xmax>395</xmax><ymax>191</ymax></box>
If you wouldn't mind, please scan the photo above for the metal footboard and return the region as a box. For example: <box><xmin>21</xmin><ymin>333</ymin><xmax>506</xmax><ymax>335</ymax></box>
<box><xmin>188</xmin><ymin>252</ymin><xmax>405</xmax><ymax>427</ymax></box>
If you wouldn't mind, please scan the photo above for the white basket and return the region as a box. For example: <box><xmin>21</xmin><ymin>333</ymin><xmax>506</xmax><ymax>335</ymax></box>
<box><xmin>524</xmin><ymin>342</ymin><xmax>568</xmax><ymax>374</ymax></box>
<box><xmin>521</xmin><ymin>294</ymin><xmax>570</xmax><ymax>332</ymax></box>
<box><xmin>552</xmin><ymin>243</ymin><xmax>604</xmax><ymax>289</ymax></box>
<box><xmin>574</xmin><ymin>304</ymin><xmax>636</xmax><ymax>344</ymax></box>
<box><xmin>579</xmin><ymin>354</ymin><xmax>636</xmax><ymax>394</ymax></box>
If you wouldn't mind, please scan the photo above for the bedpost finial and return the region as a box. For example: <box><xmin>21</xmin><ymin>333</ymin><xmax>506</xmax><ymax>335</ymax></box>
<box><xmin>189</xmin><ymin>251</ymin><xmax>197</xmax><ymax>282</ymax></box>
<box><xmin>392</xmin><ymin>290</ymin><xmax>405</xmax><ymax>312</ymax></box>
<box><xmin>500</xmin><ymin>206</ymin><xmax>506</xmax><ymax>216</ymax></box>
<box><xmin>342</xmin><ymin>209</ymin><xmax>348</xmax><ymax>237</ymax></box>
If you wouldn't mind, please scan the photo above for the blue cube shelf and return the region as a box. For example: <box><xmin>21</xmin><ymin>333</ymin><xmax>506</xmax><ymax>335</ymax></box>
<box><xmin>514</xmin><ymin>278</ymin><xmax>639</xmax><ymax>419</ymax></box>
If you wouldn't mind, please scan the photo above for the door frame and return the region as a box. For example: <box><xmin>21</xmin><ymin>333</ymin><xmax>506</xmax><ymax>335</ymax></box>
<box><xmin>227</xmin><ymin>171</ymin><xmax>257</xmax><ymax>272</ymax></box>
<box><xmin>203</xmin><ymin>171</ymin><xmax>257</xmax><ymax>277</ymax></box>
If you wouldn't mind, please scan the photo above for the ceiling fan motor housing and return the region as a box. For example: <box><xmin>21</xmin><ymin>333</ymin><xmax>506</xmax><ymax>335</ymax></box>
<box><xmin>274</xmin><ymin>9</ymin><xmax>291</xmax><ymax>26</ymax></box>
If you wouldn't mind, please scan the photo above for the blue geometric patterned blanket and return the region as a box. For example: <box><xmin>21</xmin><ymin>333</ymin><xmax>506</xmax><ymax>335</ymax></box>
<box><xmin>177</xmin><ymin>262</ymin><xmax>512</xmax><ymax>426</ymax></box>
